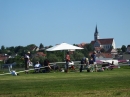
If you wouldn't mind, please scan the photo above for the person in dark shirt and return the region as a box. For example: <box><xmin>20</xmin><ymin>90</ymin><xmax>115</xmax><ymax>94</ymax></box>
<box><xmin>89</xmin><ymin>58</ymin><xmax>94</xmax><ymax>64</ymax></box>
<box><xmin>91</xmin><ymin>51</ymin><xmax>97</xmax><ymax>72</ymax></box>
<box><xmin>80</xmin><ymin>57</ymin><xmax>86</xmax><ymax>72</ymax></box>
<box><xmin>44</xmin><ymin>59</ymin><xmax>51</xmax><ymax>73</ymax></box>
<box><xmin>89</xmin><ymin>58</ymin><xmax>94</xmax><ymax>72</ymax></box>
<box><xmin>91</xmin><ymin>51</ymin><xmax>96</xmax><ymax>63</ymax></box>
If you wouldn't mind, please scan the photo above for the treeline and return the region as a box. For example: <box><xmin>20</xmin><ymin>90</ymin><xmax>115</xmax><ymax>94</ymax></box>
<box><xmin>0</xmin><ymin>43</ymin><xmax>94</xmax><ymax>67</ymax></box>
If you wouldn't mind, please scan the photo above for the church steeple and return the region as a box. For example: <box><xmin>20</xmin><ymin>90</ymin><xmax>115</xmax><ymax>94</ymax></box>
<box><xmin>94</xmin><ymin>25</ymin><xmax>99</xmax><ymax>41</ymax></box>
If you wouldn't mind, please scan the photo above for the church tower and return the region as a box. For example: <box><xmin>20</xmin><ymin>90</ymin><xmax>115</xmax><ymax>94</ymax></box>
<box><xmin>94</xmin><ymin>25</ymin><xmax>99</xmax><ymax>41</ymax></box>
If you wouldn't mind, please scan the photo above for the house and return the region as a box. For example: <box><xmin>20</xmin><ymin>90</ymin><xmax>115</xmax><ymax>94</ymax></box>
<box><xmin>91</xmin><ymin>25</ymin><xmax>116</xmax><ymax>53</ymax></box>
<box><xmin>77</xmin><ymin>43</ymin><xmax>87</xmax><ymax>48</ymax></box>
<box><xmin>0</xmin><ymin>54</ymin><xmax>8</xmax><ymax>62</ymax></box>
<box><xmin>108</xmin><ymin>48</ymin><xmax>118</xmax><ymax>55</ymax></box>
<box><xmin>29</xmin><ymin>45</ymin><xmax>39</xmax><ymax>51</ymax></box>
<box><xmin>126</xmin><ymin>45</ymin><xmax>130</xmax><ymax>53</ymax></box>
<box><xmin>96</xmin><ymin>53</ymin><xmax>113</xmax><ymax>60</ymax></box>
<box><xmin>36</xmin><ymin>52</ymin><xmax>46</xmax><ymax>57</ymax></box>
<box><xmin>89</xmin><ymin>52</ymin><xmax>113</xmax><ymax>60</ymax></box>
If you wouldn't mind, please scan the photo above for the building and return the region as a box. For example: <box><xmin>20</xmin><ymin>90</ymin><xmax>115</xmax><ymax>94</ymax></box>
<box><xmin>126</xmin><ymin>45</ymin><xmax>130</xmax><ymax>53</ymax></box>
<box><xmin>91</xmin><ymin>25</ymin><xmax>116</xmax><ymax>52</ymax></box>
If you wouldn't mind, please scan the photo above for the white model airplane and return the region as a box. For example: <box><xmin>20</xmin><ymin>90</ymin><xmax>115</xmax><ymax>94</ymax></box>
<box><xmin>97</xmin><ymin>59</ymin><xmax>119</xmax><ymax>66</ymax></box>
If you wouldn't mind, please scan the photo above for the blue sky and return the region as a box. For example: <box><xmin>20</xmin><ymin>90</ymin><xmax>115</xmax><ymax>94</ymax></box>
<box><xmin>0</xmin><ymin>0</ymin><xmax>130</xmax><ymax>48</ymax></box>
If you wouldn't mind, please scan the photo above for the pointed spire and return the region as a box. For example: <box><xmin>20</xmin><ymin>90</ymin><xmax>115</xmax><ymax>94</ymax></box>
<box><xmin>95</xmin><ymin>25</ymin><xmax>98</xmax><ymax>35</ymax></box>
<box><xmin>94</xmin><ymin>25</ymin><xmax>99</xmax><ymax>41</ymax></box>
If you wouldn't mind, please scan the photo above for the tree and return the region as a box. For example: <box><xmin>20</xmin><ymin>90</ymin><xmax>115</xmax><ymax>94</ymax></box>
<box><xmin>100</xmin><ymin>48</ymin><xmax>105</xmax><ymax>53</ymax></box>
<box><xmin>0</xmin><ymin>45</ymin><xmax>8</xmax><ymax>54</ymax></box>
<box><xmin>1</xmin><ymin>45</ymin><xmax>5</xmax><ymax>50</ymax></box>
<box><xmin>14</xmin><ymin>46</ymin><xmax>24</xmax><ymax>53</ymax></box>
<box><xmin>86</xmin><ymin>44</ymin><xmax>93</xmax><ymax>51</ymax></box>
<box><xmin>39</xmin><ymin>43</ymin><xmax>44</xmax><ymax>49</ymax></box>
<box><xmin>47</xmin><ymin>54</ymin><xmax>62</xmax><ymax>62</ymax></box>
<box><xmin>6</xmin><ymin>46</ymin><xmax>15</xmax><ymax>55</ymax></box>
<box><xmin>32</xmin><ymin>57</ymin><xmax>40</xmax><ymax>64</ymax></box>
<box><xmin>121</xmin><ymin>45</ymin><xmax>127</xmax><ymax>52</ymax></box>
<box><xmin>117</xmin><ymin>48</ymin><xmax>122</xmax><ymax>54</ymax></box>
<box><xmin>26</xmin><ymin>44</ymin><xmax>37</xmax><ymax>51</ymax></box>
<box><xmin>72</xmin><ymin>52</ymin><xmax>84</xmax><ymax>61</ymax></box>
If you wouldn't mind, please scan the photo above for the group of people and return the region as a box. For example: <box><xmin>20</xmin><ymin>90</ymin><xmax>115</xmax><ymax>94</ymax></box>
<box><xmin>8</xmin><ymin>50</ymin><xmax>99</xmax><ymax>76</ymax></box>
<box><xmin>64</xmin><ymin>51</ymin><xmax>99</xmax><ymax>73</ymax></box>
<box><xmin>23</xmin><ymin>50</ymin><xmax>101</xmax><ymax>74</ymax></box>
<box><xmin>79</xmin><ymin>51</ymin><xmax>98</xmax><ymax>72</ymax></box>
<box><xmin>24</xmin><ymin>51</ymin><xmax>52</xmax><ymax>74</ymax></box>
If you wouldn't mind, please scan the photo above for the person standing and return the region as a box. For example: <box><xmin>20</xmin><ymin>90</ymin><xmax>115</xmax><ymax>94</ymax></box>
<box><xmin>86</xmin><ymin>58</ymin><xmax>90</xmax><ymax>72</ymax></box>
<box><xmin>44</xmin><ymin>59</ymin><xmax>51</xmax><ymax>73</ymax></box>
<box><xmin>91</xmin><ymin>51</ymin><xmax>97</xmax><ymax>72</ymax></box>
<box><xmin>24</xmin><ymin>51</ymin><xmax>30</xmax><ymax>74</ymax></box>
<box><xmin>91</xmin><ymin>51</ymin><xmax>96</xmax><ymax>63</ymax></box>
<box><xmin>80</xmin><ymin>57</ymin><xmax>86</xmax><ymax>72</ymax></box>
<box><xmin>86</xmin><ymin>58</ymin><xmax>89</xmax><ymax>66</ymax></box>
<box><xmin>65</xmin><ymin>52</ymin><xmax>71</xmax><ymax>73</ymax></box>
<box><xmin>89</xmin><ymin>58</ymin><xmax>94</xmax><ymax>72</ymax></box>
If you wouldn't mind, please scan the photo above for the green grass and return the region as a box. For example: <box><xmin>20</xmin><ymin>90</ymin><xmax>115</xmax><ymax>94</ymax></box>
<box><xmin>0</xmin><ymin>66</ymin><xmax>130</xmax><ymax>97</ymax></box>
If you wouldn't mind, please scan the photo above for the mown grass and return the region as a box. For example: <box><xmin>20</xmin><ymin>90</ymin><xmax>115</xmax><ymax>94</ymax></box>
<box><xmin>0</xmin><ymin>66</ymin><xmax>130</xmax><ymax>97</ymax></box>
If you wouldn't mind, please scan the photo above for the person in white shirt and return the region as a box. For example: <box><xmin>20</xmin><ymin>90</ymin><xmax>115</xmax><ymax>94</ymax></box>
<box><xmin>34</xmin><ymin>61</ymin><xmax>41</xmax><ymax>72</ymax></box>
<box><xmin>24</xmin><ymin>51</ymin><xmax>30</xmax><ymax>74</ymax></box>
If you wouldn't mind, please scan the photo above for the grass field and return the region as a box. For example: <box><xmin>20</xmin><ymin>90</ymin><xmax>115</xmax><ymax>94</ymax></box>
<box><xmin>0</xmin><ymin>66</ymin><xmax>130</xmax><ymax>97</ymax></box>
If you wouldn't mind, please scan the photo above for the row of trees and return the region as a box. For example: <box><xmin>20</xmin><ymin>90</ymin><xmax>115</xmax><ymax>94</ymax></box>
<box><xmin>0</xmin><ymin>43</ymin><xmax>128</xmax><ymax>68</ymax></box>
<box><xmin>0</xmin><ymin>43</ymin><xmax>93</xmax><ymax>68</ymax></box>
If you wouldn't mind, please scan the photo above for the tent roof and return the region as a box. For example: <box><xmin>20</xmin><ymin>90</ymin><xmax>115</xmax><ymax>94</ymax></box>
<box><xmin>46</xmin><ymin>43</ymin><xmax>84</xmax><ymax>51</ymax></box>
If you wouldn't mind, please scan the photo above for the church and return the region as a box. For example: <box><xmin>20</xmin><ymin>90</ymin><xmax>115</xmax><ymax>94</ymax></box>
<box><xmin>91</xmin><ymin>25</ymin><xmax>116</xmax><ymax>53</ymax></box>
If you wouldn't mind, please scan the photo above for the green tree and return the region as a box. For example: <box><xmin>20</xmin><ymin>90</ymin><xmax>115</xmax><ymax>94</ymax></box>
<box><xmin>0</xmin><ymin>61</ymin><xmax>4</xmax><ymax>69</ymax></box>
<box><xmin>26</xmin><ymin>44</ymin><xmax>37</xmax><ymax>52</ymax></box>
<box><xmin>0</xmin><ymin>45</ymin><xmax>7</xmax><ymax>54</ymax></box>
<box><xmin>6</xmin><ymin>46</ymin><xmax>15</xmax><ymax>55</ymax></box>
<box><xmin>121</xmin><ymin>45</ymin><xmax>127</xmax><ymax>52</ymax></box>
<box><xmin>6</xmin><ymin>58</ymin><xmax>15</xmax><ymax>64</ymax></box>
<box><xmin>1</xmin><ymin>45</ymin><xmax>5</xmax><ymax>50</ymax></box>
<box><xmin>14</xmin><ymin>55</ymin><xmax>24</xmax><ymax>67</ymax></box>
<box><xmin>72</xmin><ymin>52</ymin><xmax>84</xmax><ymax>61</ymax></box>
<box><xmin>32</xmin><ymin>57</ymin><xmax>40</xmax><ymax>64</ymax></box>
<box><xmin>117</xmin><ymin>48</ymin><xmax>122</xmax><ymax>54</ymax></box>
<box><xmin>39</xmin><ymin>56</ymin><xmax>46</xmax><ymax>64</ymax></box>
<box><xmin>39</xmin><ymin>43</ymin><xmax>44</xmax><ymax>49</ymax></box>
<box><xmin>47</xmin><ymin>54</ymin><xmax>62</xmax><ymax>62</ymax></box>
<box><xmin>87</xmin><ymin>44</ymin><xmax>93</xmax><ymax>51</ymax></box>
<box><xmin>100</xmin><ymin>48</ymin><xmax>105</xmax><ymax>53</ymax></box>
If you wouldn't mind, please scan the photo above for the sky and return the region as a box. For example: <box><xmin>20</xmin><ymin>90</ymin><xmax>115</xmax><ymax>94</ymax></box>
<box><xmin>0</xmin><ymin>0</ymin><xmax>130</xmax><ymax>48</ymax></box>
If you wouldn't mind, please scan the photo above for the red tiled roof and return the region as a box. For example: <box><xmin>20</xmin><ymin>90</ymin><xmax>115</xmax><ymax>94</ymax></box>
<box><xmin>91</xmin><ymin>38</ymin><xmax>114</xmax><ymax>45</ymax></box>
<box><xmin>77</xmin><ymin>43</ymin><xmax>87</xmax><ymax>48</ymax></box>
<box><xmin>89</xmin><ymin>52</ymin><xmax>113</xmax><ymax>58</ymax></box>
<box><xmin>96</xmin><ymin>53</ymin><xmax>113</xmax><ymax>58</ymax></box>
<box><xmin>37</xmin><ymin>52</ymin><xmax>46</xmax><ymax>57</ymax></box>
<box><xmin>0</xmin><ymin>56</ymin><xmax>8</xmax><ymax>61</ymax></box>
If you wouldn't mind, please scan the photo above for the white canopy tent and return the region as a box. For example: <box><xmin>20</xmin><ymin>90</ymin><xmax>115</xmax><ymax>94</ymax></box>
<box><xmin>46</xmin><ymin>42</ymin><xmax>84</xmax><ymax>61</ymax></box>
<box><xmin>46</xmin><ymin>43</ymin><xmax>83</xmax><ymax>51</ymax></box>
